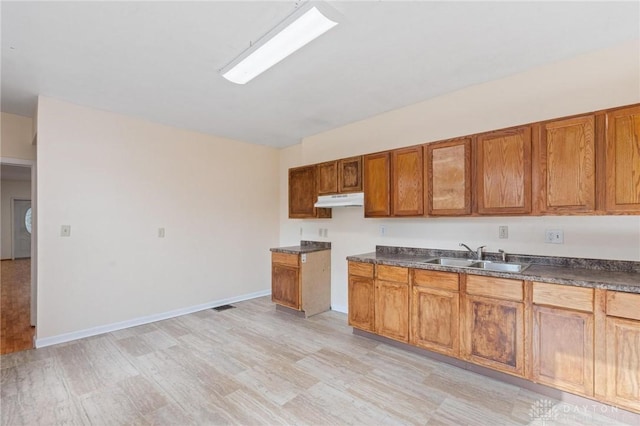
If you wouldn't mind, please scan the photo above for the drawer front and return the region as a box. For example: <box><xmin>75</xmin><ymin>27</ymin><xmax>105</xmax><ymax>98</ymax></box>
<box><xmin>413</xmin><ymin>269</ymin><xmax>459</xmax><ymax>292</ymax></box>
<box><xmin>377</xmin><ymin>265</ymin><xmax>409</xmax><ymax>283</ymax></box>
<box><xmin>466</xmin><ymin>275</ymin><xmax>523</xmax><ymax>301</ymax></box>
<box><xmin>533</xmin><ymin>282</ymin><xmax>594</xmax><ymax>312</ymax></box>
<box><xmin>607</xmin><ymin>291</ymin><xmax>640</xmax><ymax>321</ymax></box>
<box><xmin>272</xmin><ymin>252</ymin><xmax>299</xmax><ymax>267</ymax></box>
<box><xmin>348</xmin><ymin>261</ymin><xmax>374</xmax><ymax>278</ymax></box>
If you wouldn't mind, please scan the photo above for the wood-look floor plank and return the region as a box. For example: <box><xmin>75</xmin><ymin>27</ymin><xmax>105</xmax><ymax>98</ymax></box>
<box><xmin>1</xmin><ymin>296</ymin><xmax>635</xmax><ymax>426</ymax></box>
<box><xmin>1</xmin><ymin>259</ymin><xmax>35</xmax><ymax>355</ymax></box>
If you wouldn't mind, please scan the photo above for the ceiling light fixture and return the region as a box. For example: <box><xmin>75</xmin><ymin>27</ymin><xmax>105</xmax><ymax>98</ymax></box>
<box><xmin>220</xmin><ymin>4</ymin><xmax>338</xmax><ymax>85</ymax></box>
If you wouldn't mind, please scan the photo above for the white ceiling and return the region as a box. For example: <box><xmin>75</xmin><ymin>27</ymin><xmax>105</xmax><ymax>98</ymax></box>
<box><xmin>2</xmin><ymin>1</ymin><xmax>638</xmax><ymax>148</ymax></box>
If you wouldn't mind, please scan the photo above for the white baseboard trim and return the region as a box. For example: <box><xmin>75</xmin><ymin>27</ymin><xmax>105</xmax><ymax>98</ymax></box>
<box><xmin>331</xmin><ymin>304</ymin><xmax>347</xmax><ymax>314</ymax></box>
<box><xmin>35</xmin><ymin>289</ymin><xmax>271</xmax><ymax>348</ymax></box>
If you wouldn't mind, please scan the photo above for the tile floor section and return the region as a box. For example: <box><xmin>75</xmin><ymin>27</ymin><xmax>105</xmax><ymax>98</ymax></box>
<box><xmin>1</xmin><ymin>296</ymin><xmax>636</xmax><ymax>425</ymax></box>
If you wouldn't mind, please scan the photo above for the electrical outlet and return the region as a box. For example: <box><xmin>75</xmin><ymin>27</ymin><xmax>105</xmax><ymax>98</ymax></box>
<box><xmin>318</xmin><ymin>228</ymin><xmax>323</xmax><ymax>237</ymax></box>
<box><xmin>380</xmin><ymin>225</ymin><xmax>386</xmax><ymax>236</ymax></box>
<box><xmin>545</xmin><ymin>229</ymin><xmax>564</xmax><ymax>244</ymax></box>
<box><xmin>299</xmin><ymin>227</ymin><xmax>303</xmax><ymax>236</ymax></box>
<box><xmin>158</xmin><ymin>227</ymin><xmax>165</xmax><ymax>238</ymax></box>
<box><xmin>301</xmin><ymin>254</ymin><xmax>307</xmax><ymax>263</ymax></box>
<box><xmin>60</xmin><ymin>225</ymin><xmax>71</xmax><ymax>237</ymax></box>
<box><xmin>499</xmin><ymin>226</ymin><xmax>508</xmax><ymax>239</ymax></box>
<box><xmin>323</xmin><ymin>228</ymin><xmax>328</xmax><ymax>238</ymax></box>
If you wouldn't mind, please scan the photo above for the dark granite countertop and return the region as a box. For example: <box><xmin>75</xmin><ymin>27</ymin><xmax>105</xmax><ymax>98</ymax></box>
<box><xmin>271</xmin><ymin>240</ymin><xmax>331</xmax><ymax>255</ymax></box>
<box><xmin>347</xmin><ymin>246</ymin><xmax>640</xmax><ymax>294</ymax></box>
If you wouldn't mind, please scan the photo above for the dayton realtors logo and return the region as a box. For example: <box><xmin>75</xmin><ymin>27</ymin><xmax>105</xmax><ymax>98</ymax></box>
<box><xmin>529</xmin><ymin>399</ymin><xmax>559</xmax><ymax>424</ymax></box>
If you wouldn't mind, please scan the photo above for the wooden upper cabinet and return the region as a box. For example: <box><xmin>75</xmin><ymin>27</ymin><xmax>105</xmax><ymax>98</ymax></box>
<box><xmin>317</xmin><ymin>161</ymin><xmax>338</xmax><ymax>195</ymax></box>
<box><xmin>289</xmin><ymin>165</ymin><xmax>331</xmax><ymax>219</ymax></box>
<box><xmin>391</xmin><ymin>146</ymin><xmax>424</xmax><ymax>216</ymax></box>
<box><xmin>364</xmin><ymin>152</ymin><xmax>391</xmax><ymax>217</ymax></box>
<box><xmin>425</xmin><ymin>138</ymin><xmax>472</xmax><ymax>216</ymax></box>
<box><xmin>535</xmin><ymin>115</ymin><xmax>595</xmax><ymax>214</ymax></box>
<box><xmin>476</xmin><ymin>126</ymin><xmax>532</xmax><ymax>215</ymax></box>
<box><xmin>317</xmin><ymin>156</ymin><xmax>363</xmax><ymax>195</ymax></box>
<box><xmin>339</xmin><ymin>156</ymin><xmax>363</xmax><ymax>193</ymax></box>
<box><xmin>604</xmin><ymin>105</ymin><xmax>640</xmax><ymax>213</ymax></box>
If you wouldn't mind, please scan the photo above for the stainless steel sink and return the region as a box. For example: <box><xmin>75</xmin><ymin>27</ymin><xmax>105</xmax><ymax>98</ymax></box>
<box><xmin>421</xmin><ymin>258</ymin><xmax>479</xmax><ymax>267</ymax></box>
<box><xmin>473</xmin><ymin>261</ymin><xmax>530</xmax><ymax>273</ymax></box>
<box><xmin>420</xmin><ymin>258</ymin><xmax>530</xmax><ymax>273</ymax></box>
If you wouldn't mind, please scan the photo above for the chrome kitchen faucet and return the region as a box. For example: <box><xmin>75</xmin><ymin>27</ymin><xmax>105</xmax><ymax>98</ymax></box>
<box><xmin>460</xmin><ymin>243</ymin><xmax>486</xmax><ymax>260</ymax></box>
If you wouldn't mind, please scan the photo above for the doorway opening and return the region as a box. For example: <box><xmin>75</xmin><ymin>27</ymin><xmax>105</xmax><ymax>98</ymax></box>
<box><xmin>1</xmin><ymin>160</ymin><xmax>36</xmax><ymax>354</ymax></box>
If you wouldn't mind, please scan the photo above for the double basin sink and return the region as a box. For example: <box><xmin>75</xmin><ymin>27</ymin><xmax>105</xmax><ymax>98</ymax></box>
<box><xmin>420</xmin><ymin>257</ymin><xmax>530</xmax><ymax>273</ymax></box>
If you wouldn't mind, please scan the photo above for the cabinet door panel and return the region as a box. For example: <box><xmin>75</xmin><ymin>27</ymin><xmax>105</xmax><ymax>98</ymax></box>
<box><xmin>391</xmin><ymin>146</ymin><xmax>424</xmax><ymax>216</ymax></box>
<box><xmin>533</xmin><ymin>305</ymin><xmax>594</xmax><ymax>396</ymax></box>
<box><xmin>464</xmin><ymin>295</ymin><xmax>524</xmax><ymax>376</ymax></box>
<box><xmin>364</xmin><ymin>152</ymin><xmax>391</xmax><ymax>217</ymax></box>
<box><xmin>606</xmin><ymin>105</ymin><xmax>640</xmax><ymax>212</ymax></box>
<box><xmin>272</xmin><ymin>264</ymin><xmax>300</xmax><ymax>310</ymax></box>
<box><xmin>339</xmin><ymin>156</ymin><xmax>363</xmax><ymax>193</ymax></box>
<box><xmin>289</xmin><ymin>166</ymin><xmax>317</xmax><ymax>218</ymax></box>
<box><xmin>289</xmin><ymin>166</ymin><xmax>331</xmax><ymax>218</ymax></box>
<box><xmin>348</xmin><ymin>275</ymin><xmax>375</xmax><ymax>331</ymax></box>
<box><xmin>317</xmin><ymin>161</ymin><xmax>338</xmax><ymax>195</ymax></box>
<box><xmin>538</xmin><ymin>116</ymin><xmax>595</xmax><ymax>213</ymax></box>
<box><xmin>477</xmin><ymin>127</ymin><xmax>532</xmax><ymax>214</ymax></box>
<box><xmin>427</xmin><ymin>139</ymin><xmax>472</xmax><ymax>215</ymax></box>
<box><xmin>411</xmin><ymin>286</ymin><xmax>459</xmax><ymax>356</ymax></box>
<box><xmin>605</xmin><ymin>317</ymin><xmax>640</xmax><ymax>412</ymax></box>
<box><xmin>375</xmin><ymin>281</ymin><xmax>409</xmax><ymax>342</ymax></box>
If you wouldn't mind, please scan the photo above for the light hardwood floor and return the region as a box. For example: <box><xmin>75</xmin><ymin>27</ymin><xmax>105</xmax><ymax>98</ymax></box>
<box><xmin>0</xmin><ymin>296</ymin><xmax>635</xmax><ymax>425</ymax></box>
<box><xmin>1</xmin><ymin>259</ymin><xmax>35</xmax><ymax>354</ymax></box>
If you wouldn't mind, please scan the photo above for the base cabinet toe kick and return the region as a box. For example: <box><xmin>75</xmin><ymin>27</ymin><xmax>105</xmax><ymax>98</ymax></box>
<box><xmin>347</xmin><ymin>260</ymin><xmax>640</xmax><ymax>414</ymax></box>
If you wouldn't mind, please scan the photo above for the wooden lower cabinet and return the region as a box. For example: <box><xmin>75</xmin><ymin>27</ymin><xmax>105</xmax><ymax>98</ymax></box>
<box><xmin>462</xmin><ymin>275</ymin><xmax>525</xmax><ymax>376</ymax></box>
<box><xmin>375</xmin><ymin>265</ymin><xmax>409</xmax><ymax>342</ymax></box>
<box><xmin>533</xmin><ymin>305</ymin><xmax>594</xmax><ymax>395</ymax></box>
<box><xmin>272</xmin><ymin>254</ymin><xmax>300</xmax><ymax>310</ymax></box>
<box><xmin>601</xmin><ymin>291</ymin><xmax>640</xmax><ymax>412</ymax></box>
<box><xmin>410</xmin><ymin>270</ymin><xmax>460</xmax><ymax>356</ymax></box>
<box><xmin>346</xmin><ymin>266</ymin><xmax>640</xmax><ymax>414</ymax></box>
<box><xmin>531</xmin><ymin>282</ymin><xmax>594</xmax><ymax>396</ymax></box>
<box><xmin>271</xmin><ymin>251</ymin><xmax>330</xmax><ymax>317</ymax></box>
<box><xmin>348</xmin><ymin>261</ymin><xmax>375</xmax><ymax>332</ymax></box>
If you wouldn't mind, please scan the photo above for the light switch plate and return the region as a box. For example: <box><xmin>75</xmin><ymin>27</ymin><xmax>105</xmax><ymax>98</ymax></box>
<box><xmin>499</xmin><ymin>226</ymin><xmax>508</xmax><ymax>239</ymax></box>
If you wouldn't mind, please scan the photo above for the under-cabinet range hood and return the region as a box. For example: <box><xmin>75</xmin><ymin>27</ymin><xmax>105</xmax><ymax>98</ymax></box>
<box><xmin>314</xmin><ymin>192</ymin><xmax>364</xmax><ymax>208</ymax></box>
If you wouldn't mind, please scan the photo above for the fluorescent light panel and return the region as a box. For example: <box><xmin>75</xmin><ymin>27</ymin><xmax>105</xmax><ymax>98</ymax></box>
<box><xmin>221</xmin><ymin>6</ymin><xmax>338</xmax><ymax>84</ymax></box>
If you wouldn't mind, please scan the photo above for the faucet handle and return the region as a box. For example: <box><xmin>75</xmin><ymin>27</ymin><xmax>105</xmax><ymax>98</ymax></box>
<box><xmin>498</xmin><ymin>249</ymin><xmax>507</xmax><ymax>262</ymax></box>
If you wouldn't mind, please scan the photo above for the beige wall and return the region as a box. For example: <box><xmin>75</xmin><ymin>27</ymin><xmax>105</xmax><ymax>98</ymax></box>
<box><xmin>1</xmin><ymin>112</ymin><xmax>36</xmax><ymax>161</ymax></box>
<box><xmin>36</xmin><ymin>97</ymin><xmax>280</xmax><ymax>340</ymax></box>
<box><xmin>280</xmin><ymin>40</ymin><xmax>640</xmax><ymax>312</ymax></box>
<box><xmin>1</xmin><ymin>179</ymin><xmax>32</xmax><ymax>259</ymax></box>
